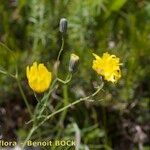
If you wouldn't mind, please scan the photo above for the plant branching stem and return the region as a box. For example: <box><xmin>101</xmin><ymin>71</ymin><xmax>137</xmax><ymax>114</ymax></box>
<box><xmin>57</xmin><ymin>73</ymin><xmax>72</xmax><ymax>84</ymax></box>
<box><xmin>22</xmin><ymin>82</ymin><xmax>104</xmax><ymax>148</ymax></box>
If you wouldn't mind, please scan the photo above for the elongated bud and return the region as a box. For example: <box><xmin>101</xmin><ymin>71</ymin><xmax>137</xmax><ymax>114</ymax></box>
<box><xmin>69</xmin><ymin>53</ymin><xmax>79</xmax><ymax>73</ymax></box>
<box><xmin>59</xmin><ymin>18</ymin><xmax>68</xmax><ymax>33</ymax></box>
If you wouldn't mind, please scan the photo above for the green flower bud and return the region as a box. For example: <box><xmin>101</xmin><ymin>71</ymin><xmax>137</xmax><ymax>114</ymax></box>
<box><xmin>59</xmin><ymin>18</ymin><xmax>68</xmax><ymax>33</ymax></box>
<box><xmin>69</xmin><ymin>53</ymin><xmax>79</xmax><ymax>73</ymax></box>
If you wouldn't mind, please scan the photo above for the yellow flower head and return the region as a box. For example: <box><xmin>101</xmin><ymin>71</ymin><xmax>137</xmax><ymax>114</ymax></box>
<box><xmin>26</xmin><ymin>62</ymin><xmax>52</xmax><ymax>93</ymax></box>
<box><xmin>92</xmin><ymin>52</ymin><xmax>122</xmax><ymax>83</ymax></box>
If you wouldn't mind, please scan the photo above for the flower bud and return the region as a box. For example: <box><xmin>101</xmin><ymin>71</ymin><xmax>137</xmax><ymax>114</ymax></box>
<box><xmin>59</xmin><ymin>18</ymin><xmax>68</xmax><ymax>33</ymax></box>
<box><xmin>69</xmin><ymin>53</ymin><xmax>79</xmax><ymax>73</ymax></box>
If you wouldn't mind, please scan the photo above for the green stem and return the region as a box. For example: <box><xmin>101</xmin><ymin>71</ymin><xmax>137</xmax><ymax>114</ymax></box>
<box><xmin>55</xmin><ymin>34</ymin><xmax>65</xmax><ymax>77</ymax></box>
<box><xmin>38</xmin><ymin>79</ymin><xmax>58</xmax><ymax>116</ymax></box>
<box><xmin>0</xmin><ymin>69</ymin><xmax>16</xmax><ymax>78</ymax></box>
<box><xmin>17</xmin><ymin>77</ymin><xmax>32</xmax><ymax>117</ymax></box>
<box><xmin>34</xmin><ymin>92</ymin><xmax>40</xmax><ymax>102</ymax></box>
<box><xmin>61</xmin><ymin>84</ymin><xmax>69</xmax><ymax>124</ymax></box>
<box><xmin>56</xmin><ymin>35</ymin><xmax>64</xmax><ymax>63</ymax></box>
<box><xmin>23</xmin><ymin>83</ymin><xmax>104</xmax><ymax>143</ymax></box>
<box><xmin>22</xmin><ymin>127</ymin><xmax>35</xmax><ymax>148</ymax></box>
<box><xmin>37</xmin><ymin>85</ymin><xmax>103</xmax><ymax>129</ymax></box>
<box><xmin>56</xmin><ymin>84</ymin><xmax>69</xmax><ymax>138</ymax></box>
<box><xmin>51</xmin><ymin>85</ymin><xmax>69</xmax><ymax>150</ymax></box>
<box><xmin>57</xmin><ymin>73</ymin><xmax>72</xmax><ymax>84</ymax></box>
<box><xmin>0</xmin><ymin>42</ymin><xmax>16</xmax><ymax>59</ymax></box>
<box><xmin>27</xmin><ymin>79</ymin><xmax>58</xmax><ymax>126</ymax></box>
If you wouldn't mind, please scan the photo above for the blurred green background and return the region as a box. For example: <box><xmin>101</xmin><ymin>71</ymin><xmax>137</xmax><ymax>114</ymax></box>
<box><xmin>0</xmin><ymin>0</ymin><xmax>150</xmax><ymax>149</ymax></box>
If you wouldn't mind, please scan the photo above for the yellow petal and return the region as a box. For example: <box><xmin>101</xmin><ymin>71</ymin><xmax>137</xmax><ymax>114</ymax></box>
<box><xmin>92</xmin><ymin>52</ymin><xmax>122</xmax><ymax>83</ymax></box>
<box><xmin>26</xmin><ymin>62</ymin><xmax>52</xmax><ymax>93</ymax></box>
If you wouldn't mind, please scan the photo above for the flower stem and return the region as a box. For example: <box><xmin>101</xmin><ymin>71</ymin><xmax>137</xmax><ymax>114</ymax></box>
<box><xmin>23</xmin><ymin>83</ymin><xmax>104</xmax><ymax>147</ymax></box>
<box><xmin>31</xmin><ymin>84</ymin><xmax>102</xmax><ymax>131</ymax></box>
<box><xmin>22</xmin><ymin>127</ymin><xmax>35</xmax><ymax>148</ymax></box>
<box><xmin>17</xmin><ymin>77</ymin><xmax>32</xmax><ymax>117</ymax></box>
<box><xmin>55</xmin><ymin>84</ymin><xmax>69</xmax><ymax>138</ymax></box>
<box><xmin>37</xmin><ymin>84</ymin><xmax>103</xmax><ymax>128</ymax></box>
<box><xmin>56</xmin><ymin>34</ymin><xmax>64</xmax><ymax>63</ymax></box>
<box><xmin>0</xmin><ymin>69</ymin><xmax>16</xmax><ymax>78</ymax></box>
<box><xmin>57</xmin><ymin>73</ymin><xmax>72</xmax><ymax>84</ymax></box>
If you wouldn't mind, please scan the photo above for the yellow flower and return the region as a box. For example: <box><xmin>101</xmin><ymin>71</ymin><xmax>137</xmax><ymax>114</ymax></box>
<box><xmin>26</xmin><ymin>62</ymin><xmax>52</xmax><ymax>93</ymax></box>
<box><xmin>92</xmin><ymin>52</ymin><xmax>122</xmax><ymax>83</ymax></box>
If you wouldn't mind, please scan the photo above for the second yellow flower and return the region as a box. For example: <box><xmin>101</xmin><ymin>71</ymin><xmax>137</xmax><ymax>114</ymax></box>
<box><xmin>92</xmin><ymin>52</ymin><xmax>122</xmax><ymax>83</ymax></box>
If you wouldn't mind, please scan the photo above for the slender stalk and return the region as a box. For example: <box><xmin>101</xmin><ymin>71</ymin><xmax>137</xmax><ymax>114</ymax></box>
<box><xmin>23</xmin><ymin>82</ymin><xmax>104</xmax><ymax>145</ymax></box>
<box><xmin>55</xmin><ymin>34</ymin><xmax>65</xmax><ymax>76</ymax></box>
<box><xmin>21</xmin><ymin>127</ymin><xmax>35</xmax><ymax>148</ymax></box>
<box><xmin>0</xmin><ymin>69</ymin><xmax>16</xmax><ymax>78</ymax></box>
<box><xmin>38</xmin><ymin>79</ymin><xmax>58</xmax><ymax>117</ymax></box>
<box><xmin>57</xmin><ymin>73</ymin><xmax>72</xmax><ymax>84</ymax></box>
<box><xmin>17</xmin><ymin>77</ymin><xmax>32</xmax><ymax>117</ymax></box>
<box><xmin>51</xmin><ymin>85</ymin><xmax>69</xmax><ymax>150</ymax></box>
<box><xmin>46</xmin><ymin>79</ymin><xmax>58</xmax><ymax>98</ymax></box>
<box><xmin>0</xmin><ymin>43</ymin><xmax>17</xmax><ymax>78</ymax></box>
<box><xmin>26</xmin><ymin>79</ymin><xmax>58</xmax><ymax>126</ymax></box>
<box><xmin>36</xmin><ymin>83</ymin><xmax>103</xmax><ymax>128</ymax></box>
<box><xmin>34</xmin><ymin>92</ymin><xmax>40</xmax><ymax>102</ymax></box>
<box><xmin>60</xmin><ymin>84</ymin><xmax>69</xmax><ymax>124</ymax></box>
<box><xmin>56</xmin><ymin>35</ymin><xmax>64</xmax><ymax>63</ymax></box>
<box><xmin>37</xmin><ymin>86</ymin><xmax>103</xmax><ymax>128</ymax></box>
<box><xmin>0</xmin><ymin>42</ymin><xmax>32</xmax><ymax>118</ymax></box>
<box><xmin>0</xmin><ymin>42</ymin><xmax>16</xmax><ymax>59</ymax></box>
<box><xmin>56</xmin><ymin>84</ymin><xmax>69</xmax><ymax>137</ymax></box>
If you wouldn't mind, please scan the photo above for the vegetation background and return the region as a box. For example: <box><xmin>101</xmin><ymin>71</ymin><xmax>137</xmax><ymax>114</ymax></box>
<box><xmin>0</xmin><ymin>0</ymin><xmax>150</xmax><ymax>149</ymax></box>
